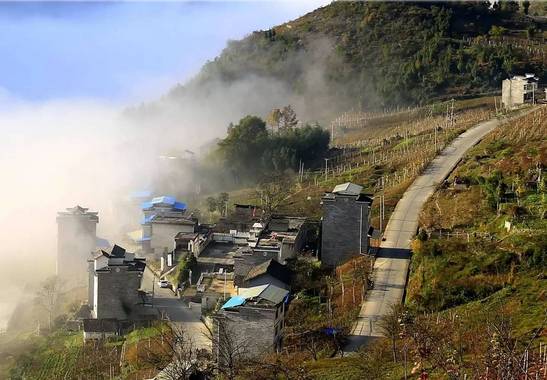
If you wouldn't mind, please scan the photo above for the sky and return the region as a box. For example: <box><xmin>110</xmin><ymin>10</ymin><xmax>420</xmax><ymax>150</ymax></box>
<box><xmin>0</xmin><ymin>1</ymin><xmax>329</xmax><ymax>103</ymax></box>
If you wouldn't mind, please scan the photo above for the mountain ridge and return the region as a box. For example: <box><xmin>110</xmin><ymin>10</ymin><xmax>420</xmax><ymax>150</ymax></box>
<box><xmin>161</xmin><ymin>1</ymin><xmax>545</xmax><ymax>122</ymax></box>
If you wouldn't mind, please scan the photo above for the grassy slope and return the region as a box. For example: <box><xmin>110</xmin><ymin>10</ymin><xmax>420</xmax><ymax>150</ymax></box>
<box><xmin>196</xmin><ymin>98</ymin><xmax>494</xmax><ymax>227</ymax></box>
<box><xmin>3</xmin><ymin>324</ymin><xmax>170</xmax><ymax>379</ymax></box>
<box><xmin>299</xmin><ymin>108</ymin><xmax>546</xmax><ymax>380</ymax></box>
<box><xmin>408</xmin><ymin>106</ymin><xmax>546</xmax><ymax>336</ymax></box>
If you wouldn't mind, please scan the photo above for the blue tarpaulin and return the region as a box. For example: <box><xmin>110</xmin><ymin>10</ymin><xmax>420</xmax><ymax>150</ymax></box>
<box><xmin>323</xmin><ymin>327</ymin><xmax>339</xmax><ymax>336</ymax></box>
<box><xmin>221</xmin><ymin>296</ymin><xmax>246</xmax><ymax>309</ymax></box>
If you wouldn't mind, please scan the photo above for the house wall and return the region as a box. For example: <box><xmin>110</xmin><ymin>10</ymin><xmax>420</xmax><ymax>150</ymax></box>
<box><xmin>83</xmin><ymin>330</ymin><xmax>118</xmax><ymax>341</ymax></box>
<box><xmin>94</xmin><ymin>267</ymin><xmax>143</xmax><ymax>320</ymax></box>
<box><xmin>321</xmin><ymin>195</ymin><xmax>370</xmax><ymax>267</ymax></box>
<box><xmin>151</xmin><ymin>223</ymin><xmax>195</xmax><ymax>254</ymax></box>
<box><xmin>87</xmin><ymin>261</ymin><xmax>94</xmax><ymax>308</ymax></box>
<box><xmin>57</xmin><ymin>215</ymin><xmax>97</xmax><ymax>283</ymax></box>
<box><xmin>502</xmin><ymin>78</ymin><xmax>537</xmax><ymax>108</ymax></box>
<box><xmin>213</xmin><ymin>304</ymin><xmax>284</xmax><ymax>362</ymax></box>
<box><xmin>502</xmin><ymin>79</ymin><xmax>525</xmax><ymax>108</ymax></box>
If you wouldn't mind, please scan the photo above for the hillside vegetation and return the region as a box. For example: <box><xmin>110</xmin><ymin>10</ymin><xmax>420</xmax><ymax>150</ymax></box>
<box><xmin>411</xmin><ymin>106</ymin><xmax>546</xmax><ymax>319</ymax></box>
<box><xmin>302</xmin><ymin>106</ymin><xmax>546</xmax><ymax>380</ymax></box>
<box><xmin>169</xmin><ymin>1</ymin><xmax>545</xmax><ymax>119</ymax></box>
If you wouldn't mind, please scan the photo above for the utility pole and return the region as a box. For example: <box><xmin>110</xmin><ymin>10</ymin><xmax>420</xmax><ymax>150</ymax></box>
<box><xmin>434</xmin><ymin>126</ymin><xmax>438</xmax><ymax>153</ymax></box>
<box><xmin>379</xmin><ymin>176</ymin><xmax>385</xmax><ymax>232</ymax></box>
<box><xmin>382</xmin><ymin>194</ymin><xmax>385</xmax><ymax>222</ymax></box>
<box><xmin>223</xmin><ymin>271</ymin><xmax>227</xmax><ymax>300</ymax></box>
<box><xmin>450</xmin><ymin>98</ymin><xmax>455</xmax><ymax>128</ymax></box>
<box><xmin>379</xmin><ymin>199</ymin><xmax>383</xmax><ymax>233</ymax></box>
<box><xmin>151</xmin><ymin>272</ymin><xmax>155</xmax><ymax>307</ymax></box>
<box><xmin>324</xmin><ymin>158</ymin><xmax>330</xmax><ymax>182</ymax></box>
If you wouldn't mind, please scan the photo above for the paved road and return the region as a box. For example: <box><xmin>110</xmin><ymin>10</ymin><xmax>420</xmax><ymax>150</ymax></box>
<box><xmin>346</xmin><ymin>115</ymin><xmax>507</xmax><ymax>350</ymax></box>
<box><xmin>142</xmin><ymin>267</ymin><xmax>211</xmax><ymax>350</ymax></box>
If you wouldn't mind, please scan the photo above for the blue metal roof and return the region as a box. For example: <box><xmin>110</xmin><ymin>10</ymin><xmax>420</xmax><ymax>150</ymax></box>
<box><xmin>141</xmin><ymin>196</ymin><xmax>186</xmax><ymax>211</ymax></box>
<box><xmin>173</xmin><ymin>201</ymin><xmax>187</xmax><ymax>210</ymax></box>
<box><xmin>221</xmin><ymin>296</ymin><xmax>246</xmax><ymax>309</ymax></box>
<box><xmin>151</xmin><ymin>196</ymin><xmax>176</xmax><ymax>205</ymax></box>
<box><xmin>141</xmin><ymin>201</ymin><xmax>153</xmax><ymax>210</ymax></box>
<box><xmin>141</xmin><ymin>214</ymin><xmax>156</xmax><ymax>225</ymax></box>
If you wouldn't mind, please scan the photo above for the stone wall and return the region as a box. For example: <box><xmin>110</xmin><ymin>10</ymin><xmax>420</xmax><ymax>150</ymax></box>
<box><xmin>321</xmin><ymin>195</ymin><xmax>370</xmax><ymax>267</ymax></box>
<box><xmin>213</xmin><ymin>304</ymin><xmax>284</xmax><ymax>361</ymax></box>
<box><xmin>94</xmin><ymin>267</ymin><xmax>143</xmax><ymax>320</ymax></box>
<box><xmin>57</xmin><ymin>216</ymin><xmax>97</xmax><ymax>283</ymax></box>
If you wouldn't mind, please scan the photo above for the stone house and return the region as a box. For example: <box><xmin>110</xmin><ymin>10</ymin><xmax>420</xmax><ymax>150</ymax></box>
<box><xmin>212</xmin><ymin>284</ymin><xmax>289</xmax><ymax>362</ymax></box>
<box><xmin>88</xmin><ymin>245</ymin><xmax>146</xmax><ymax>320</ymax></box>
<box><xmin>241</xmin><ymin>259</ymin><xmax>291</xmax><ymax>290</ymax></box>
<box><xmin>253</xmin><ymin>215</ymin><xmax>316</xmax><ymax>263</ymax></box>
<box><xmin>233</xmin><ymin>247</ymin><xmax>279</xmax><ymax>287</ymax></box>
<box><xmin>56</xmin><ymin>205</ymin><xmax>98</xmax><ymax>284</ymax></box>
<box><xmin>82</xmin><ymin>318</ymin><xmax>119</xmax><ymax>341</ymax></box>
<box><xmin>321</xmin><ymin>182</ymin><xmax>374</xmax><ymax>267</ymax></box>
<box><xmin>216</xmin><ymin>204</ymin><xmax>263</xmax><ymax>233</ymax></box>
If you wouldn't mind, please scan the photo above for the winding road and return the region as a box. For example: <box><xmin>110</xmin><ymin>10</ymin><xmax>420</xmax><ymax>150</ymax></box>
<box><xmin>346</xmin><ymin>113</ymin><xmax>511</xmax><ymax>350</ymax></box>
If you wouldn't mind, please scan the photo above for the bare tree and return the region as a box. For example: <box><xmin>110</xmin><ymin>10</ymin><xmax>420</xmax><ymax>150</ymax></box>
<box><xmin>139</xmin><ymin>323</ymin><xmax>211</xmax><ymax>380</ymax></box>
<box><xmin>377</xmin><ymin>303</ymin><xmax>404</xmax><ymax>362</ymax></box>
<box><xmin>483</xmin><ymin>309</ymin><xmax>547</xmax><ymax>380</ymax></box>
<box><xmin>256</xmin><ymin>181</ymin><xmax>289</xmax><ymax>216</ymax></box>
<box><xmin>206</xmin><ymin>317</ymin><xmax>250</xmax><ymax>380</ymax></box>
<box><xmin>36</xmin><ymin>276</ymin><xmax>61</xmax><ymax>330</ymax></box>
<box><xmin>279</xmin><ymin>105</ymin><xmax>298</xmax><ymax>131</ymax></box>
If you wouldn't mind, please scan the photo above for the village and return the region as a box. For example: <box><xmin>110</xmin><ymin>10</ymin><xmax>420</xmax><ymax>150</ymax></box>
<box><xmin>1</xmin><ymin>0</ymin><xmax>546</xmax><ymax>378</ymax></box>
<box><xmin>56</xmin><ymin>181</ymin><xmax>378</xmax><ymax>364</ymax></box>
<box><xmin>49</xmin><ymin>71</ymin><xmax>546</xmax><ymax>378</ymax></box>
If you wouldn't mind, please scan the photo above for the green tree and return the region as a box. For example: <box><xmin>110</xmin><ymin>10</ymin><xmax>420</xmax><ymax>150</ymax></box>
<box><xmin>218</xmin><ymin>115</ymin><xmax>268</xmax><ymax>177</ymax></box>
<box><xmin>279</xmin><ymin>105</ymin><xmax>298</xmax><ymax>131</ymax></box>
<box><xmin>522</xmin><ymin>0</ymin><xmax>530</xmax><ymax>15</ymax></box>
<box><xmin>217</xmin><ymin>192</ymin><xmax>230</xmax><ymax>216</ymax></box>
<box><xmin>206</xmin><ymin>196</ymin><xmax>218</xmax><ymax>214</ymax></box>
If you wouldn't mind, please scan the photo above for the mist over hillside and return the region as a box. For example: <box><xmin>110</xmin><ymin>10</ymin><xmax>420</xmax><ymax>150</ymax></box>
<box><xmin>133</xmin><ymin>1</ymin><xmax>545</xmax><ymax>128</ymax></box>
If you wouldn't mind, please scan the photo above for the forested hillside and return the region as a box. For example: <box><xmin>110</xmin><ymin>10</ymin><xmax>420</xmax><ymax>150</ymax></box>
<box><xmin>166</xmin><ymin>1</ymin><xmax>545</xmax><ymax>120</ymax></box>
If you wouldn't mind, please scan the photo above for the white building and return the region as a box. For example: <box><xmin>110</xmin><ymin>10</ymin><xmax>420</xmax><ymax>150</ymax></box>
<box><xmin>140</xmin><ymin>196</ymin><xmax>197</xmax><ymax>256</ymax></box>
<box><xmin>502</xmin><ymin>74</ymin><xmax>539</xmax><ymax>109</ymax></box>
